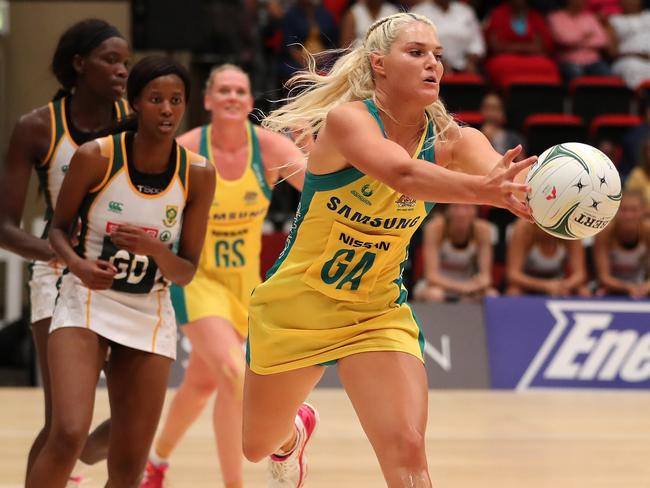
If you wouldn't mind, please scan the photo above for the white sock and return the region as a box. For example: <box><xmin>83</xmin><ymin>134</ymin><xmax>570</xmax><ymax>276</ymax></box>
<box><xmin>150</xmin><ymin>449</ymin><xmax>169</xmax><ymax>467</ymax></box>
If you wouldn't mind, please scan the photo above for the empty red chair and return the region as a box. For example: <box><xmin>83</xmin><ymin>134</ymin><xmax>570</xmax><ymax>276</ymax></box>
<box><xmin>439</xmin><ymin>73</ymin><xmax>487</xmax><ymax>113</ymax></box>
<box><xmin>455</xmin><ymin>111</ymin><xmax>484</xmax><ymax>128</ymax></box>
<box><xmin>524</xmin><ymin>113</ymin><xmax>587</xmax><ymax>156</ymax></box>
<box><xmin>570</xmin><ymin>76</ymin><xmax>633</xmax><ymax>124</ymax></box>
<box><xmin>503</xmin><ymin>74</ymin><xmax>565</xmax><ymax>131</ymax></box>
<box><xmin>590</xmin><ymin>114</ymin><xmax>642</xmax><ymax>144</ymax></box>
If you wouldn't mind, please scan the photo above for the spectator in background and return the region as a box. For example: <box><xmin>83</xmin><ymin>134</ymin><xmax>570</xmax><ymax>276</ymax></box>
<box><xmin>279</xmin><ymin>0</ymin><xmax>339</xmax><ymax>83</ymax></box>
<box><xmin>479</xmin><ymin>92</ymin><xmax>526</xmax><ymax>155</ymax></box>
<box><xmin>608</xmin><ymin>0</ymin><xmax>650</xmax><ymax>89</ymax></box>
<box><xmin>625</xmin><ymin>135</ymin><xmax>650</xmax><ymax>205</ymax></box>
<box><xmin>587</xmin><ymin>0</ymin><xmax>622</xmax><ymax>21</ymax></box>
<box><xmin>411</xmin><ymin>0</ymin><xmax>485</xmax><ymax>73</ymax></box>
<box><xmin>484</xmin><ymin>0</ymin><xmax>558</xmax><ymax>89</ymax></box>
<box><xmin>340</xmin><ymin>0</ymin><xmax>399</xmax><ymax>47</ymax></box>
<box><xmin>548</xmin><ymin>0</ymin><xmax>612</xmax><ymax>84</ymax></box>
<box><xmin>620</xmin><ymin>105</ymin><xmax>650</xmax><ymax>181</ymax></box>
<box><xmin>593</xmin><ymin>191</ymin><xmax>650</xmax><ymax>297</ymax></box>
<box><xmin>324</xmin><ymin>0</ymin><xmax>353</xmax><ymax>23</ymax></box>
<box><xmin>479</xmin><ymin>92</ymin><xmax>526</xmax><ymax>263</ymax></box>
<box><xmin>391</xmin><ymin>0</ymin><xmax>424</xmax><ymax>9</ymax></box>
<box><xmin>414</xmin><ymin>204</ymin><xmax>498</xmax><ymax>302</ymax></box>
<box><xmin>506</xmin><ymin>219</ymin><xmax>590</xmax><ymax>296</ymax></box>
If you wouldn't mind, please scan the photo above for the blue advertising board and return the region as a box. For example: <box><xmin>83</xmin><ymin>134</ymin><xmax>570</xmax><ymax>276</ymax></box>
<box><xmin>485</xmin><ymin>297</ymin><xmax>650</xmax><ymax>390</ymax></box>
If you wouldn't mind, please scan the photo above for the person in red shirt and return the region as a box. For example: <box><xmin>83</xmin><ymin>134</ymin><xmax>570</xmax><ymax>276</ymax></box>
<box><xmin>484</xmin><ymin>0</ymin><xmax>558</xmax><ymax>89</ymax></box>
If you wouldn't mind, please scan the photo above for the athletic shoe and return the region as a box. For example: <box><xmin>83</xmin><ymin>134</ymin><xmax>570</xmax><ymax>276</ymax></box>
<box><xmin>140</xmin><ymin>460</ymin><xmax>168</xmax><ymax>488</ymax></box>
<box><xmin>267</xmin><ymin>402</ymin><xmax>319</xmax><ymax>488</ymax></box>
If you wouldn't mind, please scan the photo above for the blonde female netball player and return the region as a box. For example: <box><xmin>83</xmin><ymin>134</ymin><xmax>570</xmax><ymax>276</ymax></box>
<box><xmin>0</xmin><ymin>19</ymin><xmax>129</xmax><ymax>485</ymax></box>
<box><xmin>25</xmin><ymin>55</ymin><xmax>215</xmax><ymax>488</ymax></box>
<box><xmin>243</xmin><ymin>12</ymin><xmax>535</xmax><ymax>488</ymax></box>
<box><xmin>142</xmin><ymin>65</ymin><xmax>305</xmax><ymax>488</ymax></box>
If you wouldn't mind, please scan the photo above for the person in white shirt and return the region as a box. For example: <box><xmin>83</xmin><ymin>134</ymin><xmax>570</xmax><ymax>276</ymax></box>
<box><xmin>411</xmin><ymin>0</ymin><xmax>486</xmax><ymax>73</ymax></box>
<box><xmin>340</xmin><ymin>0</ymin><xmax>400</xmax><ymax>47</ymax></box>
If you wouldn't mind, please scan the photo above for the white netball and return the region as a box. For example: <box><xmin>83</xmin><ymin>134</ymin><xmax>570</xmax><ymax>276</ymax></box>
<box><xmin>525</xmin><ymin>142</ymin><xmax>622</xmax><ymax>240</ymax></box>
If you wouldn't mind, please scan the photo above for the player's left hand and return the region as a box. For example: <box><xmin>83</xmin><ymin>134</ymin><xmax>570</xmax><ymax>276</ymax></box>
<box><xmin>110</xmin><ymin>224</ymin><xmax>162</xmax><ymax>256</ymax></box>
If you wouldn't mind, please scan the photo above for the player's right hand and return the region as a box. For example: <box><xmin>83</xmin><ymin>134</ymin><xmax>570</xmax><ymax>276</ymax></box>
<box><xmin>70</xmin><ymin>259</ymin><xmax>117</xmax><ymax>290</ymax></box>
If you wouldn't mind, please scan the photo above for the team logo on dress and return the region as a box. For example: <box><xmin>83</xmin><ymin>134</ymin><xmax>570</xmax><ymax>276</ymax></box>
<box><xmin>351</xmin><ymin>184</ymin><xmax>373</xmax><ymax>206</ymax></box>
<box><xmin>108</xmin><ymin>201</ymin><xmax>123</xmax><ymax>214</ymax></box>
<box><xmin>160</xmin><ymin>230</ymin><xmax>172</xmax><ymax>242</ymax></box>
<box><xmin>396</xmin><ymin>194</ymin><xmax>416</xmax><ymax>210</ymax></box>
<box><xmin>163</xmin><ymin>205</ymin><xmax>179</xmax><ymax>227</ymax></box>
<box><xmin>244</xmin><ymin>191</ymin><xmax>258</xmax><ymax>205</ymax></box>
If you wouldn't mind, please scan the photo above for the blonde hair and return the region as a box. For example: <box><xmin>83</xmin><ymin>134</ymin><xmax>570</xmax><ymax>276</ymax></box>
<box><xmin>205</xmin><ymin>63</ymin><xmax>248</xmax><ymax>91</ymax></box>
<box><xmin>263</xmin><ymin>12</ymin><xmax>458</xmax><ymax>145</ymax></box>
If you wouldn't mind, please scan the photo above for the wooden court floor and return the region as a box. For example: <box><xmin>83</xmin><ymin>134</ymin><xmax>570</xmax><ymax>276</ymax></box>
<box><xmin>1</xmin><ymin>388</ymin><xmax>649</xmax><ymax>487</ymax></box>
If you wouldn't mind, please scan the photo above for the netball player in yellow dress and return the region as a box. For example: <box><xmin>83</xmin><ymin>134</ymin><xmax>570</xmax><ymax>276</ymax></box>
<box><xmin>242</xmin><ymin>13</ymin><xmax>535</xmax><ymax>488</ymax></box>
<box><xmin>142</xmin><ymin>65</ymin><xmax>305</xmax><ymax>488</ymax></box>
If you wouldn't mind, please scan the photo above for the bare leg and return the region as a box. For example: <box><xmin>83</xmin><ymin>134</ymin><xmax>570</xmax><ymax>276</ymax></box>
<box><xmin>25</xmin><ymin>328</ymin><xmax>107</xmax><ymax>488</ymax></box>
<box><xmin>24</xmin><ymin>318</ymin><xmax>52</xmax><ymax>481</ymax></box>
<box><xmin>242</xmin><ymin>365</ymin><xmax>324</xmax><ymax>462</ymax></box>
<box><xmin>338</xmin><ymin>351</ymin><xmax>432</xmax><ymax>488</ymax></box>
<box><xmin>105</xmin><ymin>345</ymin><xmax>172</xmax><ymax>488</ymax></box>
<box><xmin>80</xmin><ymin>418</ymin><xmax>111</xmax><ymax>464</ymax></box>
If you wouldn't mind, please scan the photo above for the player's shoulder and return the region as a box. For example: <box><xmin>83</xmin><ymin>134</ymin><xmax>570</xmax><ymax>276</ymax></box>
<box><xmin>176</xmin><ymin>126</ymin><xmax>203</xmax><ymax>152</ymax></box>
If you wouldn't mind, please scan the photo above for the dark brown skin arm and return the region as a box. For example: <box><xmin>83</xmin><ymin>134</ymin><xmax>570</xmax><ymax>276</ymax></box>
<box><xmin>49</xmin><ymin>141</ymin><xmax>118</xmax><ymax>290</ymax></box>
<box><xmin>0</xmin><ymin>108</ymin><xmax>55</xmax><ymax>261</ymax></box>
<box><xmin>111</xmin><ymin>161</ymin><xmax>216</xmax><ymax>286</ymax></box>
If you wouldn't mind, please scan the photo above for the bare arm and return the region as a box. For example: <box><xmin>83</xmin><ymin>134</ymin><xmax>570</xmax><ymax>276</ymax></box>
<box><xmin>322</xmin><ymin>104</ymin><xmax>533</xmax><ymax>219</ymax></box>
<box><xmin>0</xmin><ymin>109</ymin><xmax>55</xmax><ymax>261</ymax></box>
<box><xmin>473</xmin><ymin>220</ymin><xmax>495</xmax><ymax>290</ymax></box>
<box><xmin>506</xmin><ymin>220</ymin><xmax>555</xmax><ymax>293</ymax></box>
<box><xmin>49</xmin><ymin>142</ymin><xmax>117</xmax><ymax>289</ymax></box>
<box><xmin>593</xmin><ymin>226</ymin><xmax>634</xmax><ymax>294</ymax></box>
<box><xmin>111</xmin><ymin>161</ymin><xmax>215</xmax><ymax>286</ymax></box>
<box><xmin>259</xmin><ymin>128</ymin><xmax>306</xmax><ymax>191</ymax></box>
<box><xmin>562</xmin><ymin>240</ymin><xmax>587</xmax><ymax>292</ymax></box>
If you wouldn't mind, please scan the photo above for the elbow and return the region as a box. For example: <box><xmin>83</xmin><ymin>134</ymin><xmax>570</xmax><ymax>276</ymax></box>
<box><xmin>174</xmin><ymin>264</ymin><xmax>197</xmax><ymax>287</ymax></box>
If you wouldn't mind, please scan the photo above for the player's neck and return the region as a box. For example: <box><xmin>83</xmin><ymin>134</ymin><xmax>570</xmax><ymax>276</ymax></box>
<box><xmin>133</xmin><ymin>131</ymin><xmax>175</xmax><ymax>173</ymax></box>
<box><xmin>373</xmin><ymin>92</ymin><xmax>426</xmax><ymax>140</ymax></box>
<box><xmin>68</xmin><ymin>89</ymin><xmax>114</xmax><ymax>133</ymax></box>
<box><xmin>210</xmin><ymin>119</ymin><xmax>248</xmax><ymax>153</ymax></box>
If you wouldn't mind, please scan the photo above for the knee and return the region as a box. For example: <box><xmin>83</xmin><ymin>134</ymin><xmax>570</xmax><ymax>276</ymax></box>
<box><xmin>242</xmin><ymin>431</ymin><xmax>275</xmax><ymax>463</ymax></box>
<box><xmin>48</xmin><ymin>421</ymin><xmax>88</xmax><ymax>459</ymax></box>
<box><xmin>184</xmin><ymin>373</ymin><xmax>218</xmax><ymax>399</ymax></box>
<box><xmin>380</xmin><ymin>428</ymin><xmax>427</xmax><ymax>467</ymax></box>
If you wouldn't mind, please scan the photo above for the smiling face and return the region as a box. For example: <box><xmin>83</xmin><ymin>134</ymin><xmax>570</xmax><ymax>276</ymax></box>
<box><xmin>204</xmin><ymin>68</ymin><xmax>253</xmax><ymax>123</ymax></box>
<box><xmin>134</xmin><ymin>74</ymin><xmax>186</xmax><ymax>138</ymax></box>
<box><xmin>75</xmin><ymin>36</ymin><xmax>129</xmax><ymax>101</ymax></box>
<box><xmin>371</xmin><ymin>21</ymin><xmax>444</xmax><ymax>107</ymax></box>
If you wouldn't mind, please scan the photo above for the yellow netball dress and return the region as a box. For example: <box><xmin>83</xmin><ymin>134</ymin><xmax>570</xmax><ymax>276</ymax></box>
<box><xmin>30</xmin><ymin>97</ymin><xmax>129</xmax><ymax>323</ymax></box>
<box><xmin>172</xmin><ymin>122</ymin><xmax>271</xmax><ymax>338</ymax></box>
<box><xmin>50</xmin><ymin>131</ymin><xmax>201</xmax><ymax>359</ymax></box>
<box><xmin>247</xmin><ymin>100</ymin><xmax>436</xmax><ymax>374</ymax></box>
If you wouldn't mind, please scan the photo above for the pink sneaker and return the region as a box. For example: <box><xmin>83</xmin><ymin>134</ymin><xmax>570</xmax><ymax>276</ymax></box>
<box><xmin>268</xmin><ymin>402</ymin><xmax>319</xmax><ymax>488</ymax></box>
<box><xmin>140</xmin><ymin>460</ymin><xmax>168</xmax><ymax>488</ymax></box>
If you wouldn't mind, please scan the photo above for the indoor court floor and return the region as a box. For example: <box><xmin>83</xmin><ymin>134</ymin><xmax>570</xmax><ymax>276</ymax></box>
<box><xmin>0</xmin><ymin>388</ymin><xmax>649</xmax><ymax>487</ymax></box>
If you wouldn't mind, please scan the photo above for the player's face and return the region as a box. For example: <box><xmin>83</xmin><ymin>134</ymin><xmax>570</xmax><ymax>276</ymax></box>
<box><xmin>78</xmin><ymin>37</ymin><xmax>129</xmax><ymax>101</ymax></box>
<box><xmin>205</xmin><ymin>70</ymin><xmax>253</xmax><ymax>122</ymax></box>
<box><xmin>380</xmin><ymin>22</ymin><xmax>443</xmax><ymax>106</ymax></box>
<box><xmin>134</xmin><ymin>74</ymin><xmax>186</xmax><ymax>138</ymax></box>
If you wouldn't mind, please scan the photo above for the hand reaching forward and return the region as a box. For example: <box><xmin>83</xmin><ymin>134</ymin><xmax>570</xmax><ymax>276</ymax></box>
<box><xmin>479</xmin><ymin>145</ymin><xmax>536</xmax><ymax>222</ymax></box>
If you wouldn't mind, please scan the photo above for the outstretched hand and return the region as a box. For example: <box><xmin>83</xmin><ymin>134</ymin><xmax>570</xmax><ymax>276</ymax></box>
<box><xmin>480</xmin><ymin>146</ymin><xmax>536</xmax><ymax>222</ymax></box>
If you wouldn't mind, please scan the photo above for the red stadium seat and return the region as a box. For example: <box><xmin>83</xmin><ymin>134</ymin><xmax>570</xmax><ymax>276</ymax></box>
<box><xmin>524</xmin><ymin>113</ymin><xmax>587</xmax><ymax>156</ymax></box>
<box><xmin>455</xmin><ymin>111</ymin><xmax>484</xmax><ymax>128</ymax></box>
<box><xmin>439</xmin><ymin>73</ymin><xmax>487</xmax><ymax>113</ymax></box>
<box><xmin>503</xmin><ymin>75</ymin><xmax>565</xmax><ymax>131</ymax></box>
<box><xmin>590</xmin><ymin>114</ymin><xmax>642</xmax><ymax>144</ymax></box>
<box><xmin>261</xmin><ymin>231</ymin><xmax>288</xmax><ymax>278</ymax></box>
<box><xmin>570</xmin><ymin>76</ymin><xmax>633</xmax><ymax>124</ymax></box>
